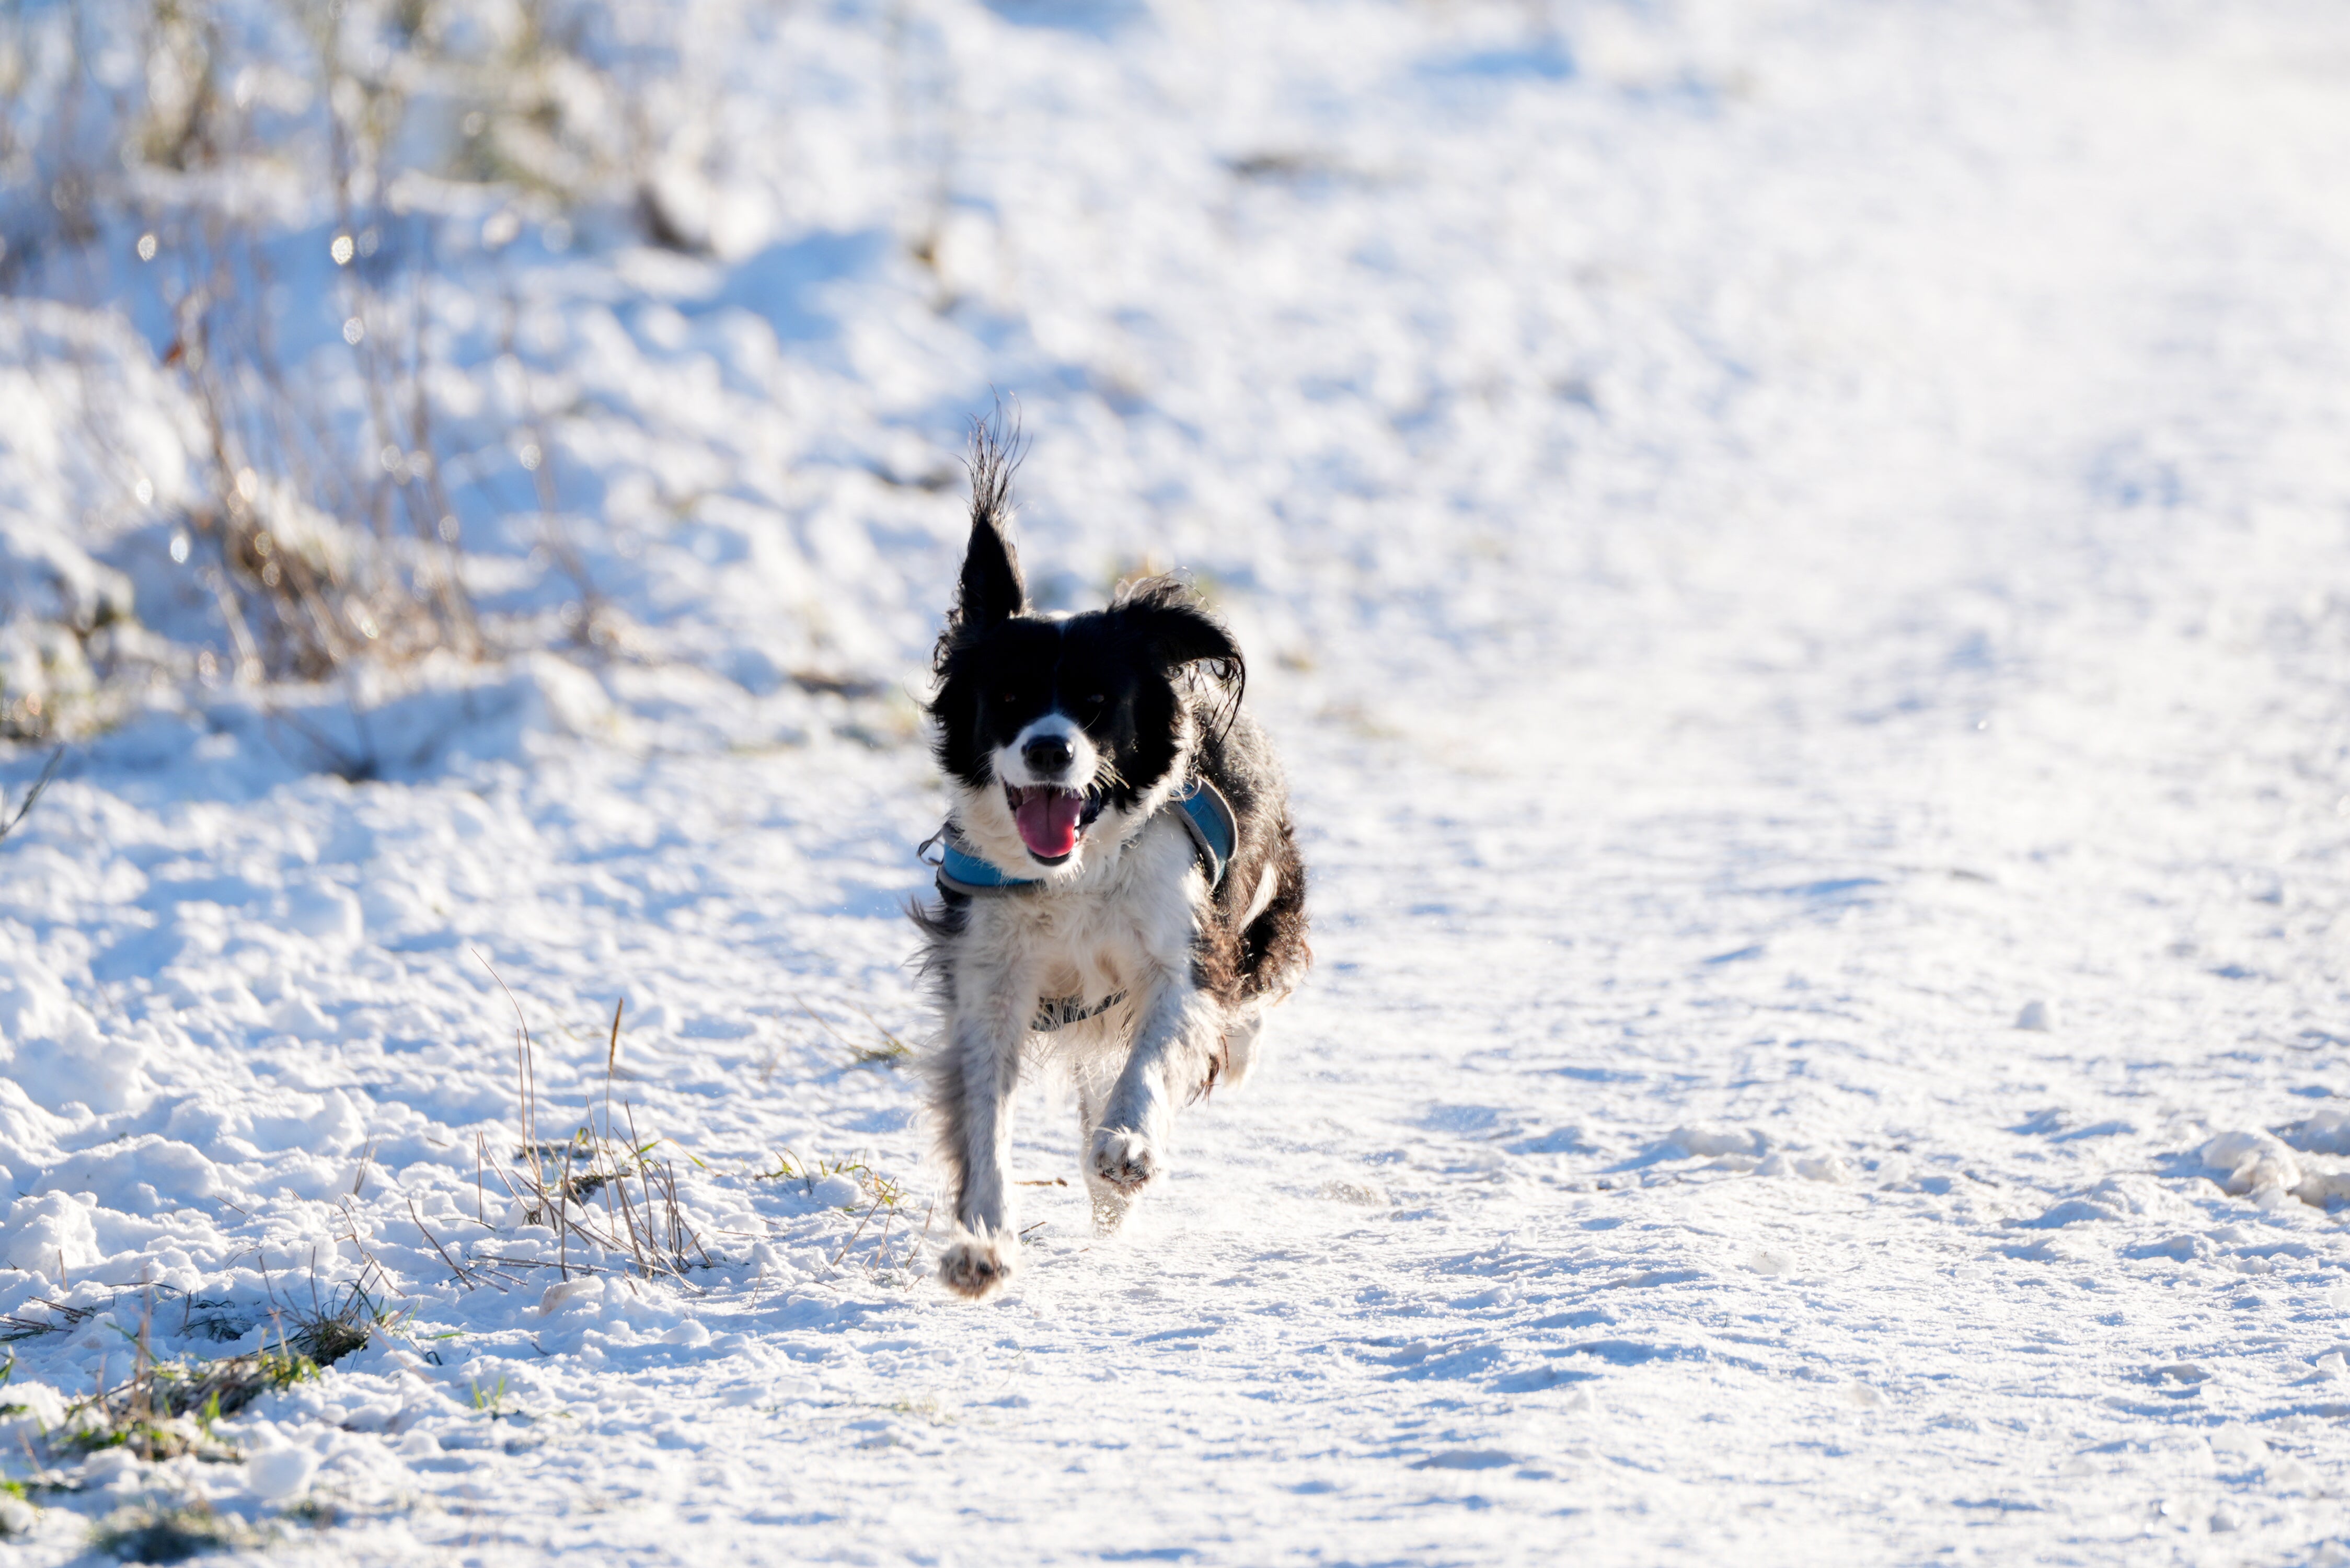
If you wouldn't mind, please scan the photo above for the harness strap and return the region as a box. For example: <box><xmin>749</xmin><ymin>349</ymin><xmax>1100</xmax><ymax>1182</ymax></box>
<box><xmin>1171</xmin><ymin>776</ymin><xmax>1238</xmax><ymax>890</ymax></box>
<box><xmin>919</xmin><ymin>776</ymin><xmax>1241</xmax><ymax>1032</ymax></box>
<box><xmin>934</xmin><ymin>834</ymin><xmax>1037</xmax><ymax>896</ymax></box>
<box><xmin>1031</xmin><ymin>989</ymin><xmax>1127</xmax><ymax>1032</ymax></box>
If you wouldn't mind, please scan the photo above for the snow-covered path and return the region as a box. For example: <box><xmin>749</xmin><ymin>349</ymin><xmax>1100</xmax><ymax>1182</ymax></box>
<box><xmin>5</xmin><ymin>1</ymin><xmax>2350</xmax><ymax>1562</ymax></box>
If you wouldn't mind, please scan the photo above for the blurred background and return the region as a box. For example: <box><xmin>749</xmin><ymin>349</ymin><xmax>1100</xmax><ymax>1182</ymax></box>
<box><xmin>3</xmin><ymin>0</ymin><xmax>2347</xmax><ymax>811</ymax></box>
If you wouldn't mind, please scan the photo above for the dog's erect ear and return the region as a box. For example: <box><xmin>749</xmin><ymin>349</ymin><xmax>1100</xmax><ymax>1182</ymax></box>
<box><xmin>955</xmin><ymin>512</ymin><xmax>1027</xmax><ymax>627</ymax></box>
<box><xmin>951</xmin><ymin>421</ymin><xmax>1028</xmax><ymax>628</ymax></box>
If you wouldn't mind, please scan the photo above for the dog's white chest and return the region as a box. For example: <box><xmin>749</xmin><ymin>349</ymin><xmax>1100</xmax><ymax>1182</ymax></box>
<box><xmin>975</xmin><ymin>814</ymin><xmax>1204</xmax><ymax>995</ymax></box>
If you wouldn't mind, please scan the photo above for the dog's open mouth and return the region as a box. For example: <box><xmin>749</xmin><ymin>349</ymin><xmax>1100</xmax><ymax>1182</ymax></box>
<box><xmin>1005</xmin><ymin>783</ymin><xmax>1102</xmax><ymax>863</ymax></box>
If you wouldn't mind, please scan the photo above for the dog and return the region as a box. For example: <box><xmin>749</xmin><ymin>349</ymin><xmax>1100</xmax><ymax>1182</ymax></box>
<box><xmin>912</xmin><ymin>430</ymin><xmax>1310</xmax><ymax>1299</ymax></box>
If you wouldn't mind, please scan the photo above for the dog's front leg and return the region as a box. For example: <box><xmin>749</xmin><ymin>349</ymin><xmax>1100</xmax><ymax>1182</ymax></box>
<box><xmin>932</xmin><ymin>969</ymin><xmax>1032</xmax><ymax>1299</ymax></box>
<box><xmin>1088</xmin><ymin>966</ymin><xmax>1219</xmax><ymax>1216</ymax></box>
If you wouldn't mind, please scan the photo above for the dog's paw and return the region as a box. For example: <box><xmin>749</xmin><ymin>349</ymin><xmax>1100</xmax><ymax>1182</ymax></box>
<box><xmin>1089</xmin><ymin>1188</ymin><xmax>1133</xmax><ymax>1236</ymax></box>
<box><xmin>1089</xmin><ymin>1126</ymin><xmax>1160</xmax><ymax>1194</ymax></box>
<box><xmin>937</xmin><ymin>1233</ymin><xmax>1016</xmax><ymax>1299</ymax></box>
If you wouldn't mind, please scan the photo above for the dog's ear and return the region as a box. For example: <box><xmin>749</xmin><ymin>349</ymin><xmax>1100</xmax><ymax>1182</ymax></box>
<box><xmin>950</xmin><ymin>421</ymin><xmax>1028</xmax><ymax>629</ymax></box>
<box><xmin>1118</xmin><ymin>578</ymin><xmax>1244</xmax><ymax>687</ymax></box>
<box><xmin>955</xmin><ymin>512</ymin><xmax>1027</xmax><ymax>628</ymax></box>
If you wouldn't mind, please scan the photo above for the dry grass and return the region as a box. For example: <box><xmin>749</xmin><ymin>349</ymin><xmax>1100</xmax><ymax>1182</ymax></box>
<box><xmin>90</xmin><ymin>1495</ymin><xmax>266</xmax><ymax>1562</ymax></box>
<box><xmin>417</xmin><ymin>966</ymin><xmax>713</xmax><ymax>1294</ymax></box>
<box><xmin>751</xmin><ymin>1151</ymin><xmax>932</xmax><ymax>1282</ymax></box>
<box><xmin>408</xmin><ymin>964</ymin><xmax>936</xmax><ymax>1297</ymax></box>
<box><xmin>0</xmin><ymin>0</ymin><xmax>717</xmax><ymax>734</ymax></box>
<box><xmin>1</xmin><ymin>1293</ymin><xmax>97</xmax><ymax>1344</ymax></box>
<box><xmin>170</xmin><ymin>217</ymin><xmax>485</xmax><ymax>697</ymax></box>
<box><xmin>793</xmin><ymin>994</ymin><xmax>913</xmax><ymax>1069</ymax></box>
<box><xmin>41</xmin><ymin>1281</ymin><xmax>389</xmax><ymax>1465</ymax></box>
<box><xmin>0</xmin><ymin>750</ymin><xmax>64</xmax><ymax>843</ymax></box>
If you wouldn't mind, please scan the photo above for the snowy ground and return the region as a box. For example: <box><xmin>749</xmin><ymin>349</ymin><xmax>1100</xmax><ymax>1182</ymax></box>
<box><xmin>5</xmin><ymin>1</ymin><xmax>2350</xmax><ymax>1562</ymax></box>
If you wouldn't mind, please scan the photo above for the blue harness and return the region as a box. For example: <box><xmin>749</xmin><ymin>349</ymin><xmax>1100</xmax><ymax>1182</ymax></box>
<box><xmin>921</xmin><ymin>777</ymin><xmax>1239</xmax><ymax>1032</ymax></box>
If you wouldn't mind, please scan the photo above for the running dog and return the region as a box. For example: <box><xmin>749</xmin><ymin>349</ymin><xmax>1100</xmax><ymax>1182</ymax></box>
<box><xmin>912</xmin><ymin>431</ymin><xmax>1310</xmax><ymax>1299</ymax></box>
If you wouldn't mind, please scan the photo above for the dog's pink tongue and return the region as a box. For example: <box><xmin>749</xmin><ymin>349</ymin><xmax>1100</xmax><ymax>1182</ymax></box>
<box><xmin>1015</xmin><ymin>791</ymin><xmax>1082</xmax><ymax>859</ymax></box>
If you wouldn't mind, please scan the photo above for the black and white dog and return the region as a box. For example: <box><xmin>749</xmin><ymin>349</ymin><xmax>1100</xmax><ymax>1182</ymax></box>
<box><xmin>913</xmin><ymin>432</ymin><xmax>1310</xmax><ymax>1299</ymax></box>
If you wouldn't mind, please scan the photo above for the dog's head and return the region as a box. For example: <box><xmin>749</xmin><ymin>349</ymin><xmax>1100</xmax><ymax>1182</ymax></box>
<box><xmin>928</xmin><ymin>446</ymin><xmax>1241</xmax><ymax>875</ymax></box>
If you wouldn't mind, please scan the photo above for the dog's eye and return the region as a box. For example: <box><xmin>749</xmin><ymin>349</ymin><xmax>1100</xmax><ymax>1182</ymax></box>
<box><xmin>1086</xmin><ymin>693</ymin><xmax>1105</xmax><ymax>707</ymax></box>
<box><xmin>999</xmin><ymin>690</ymin><xmax>1017</xmax><ymax>705</ymax></box>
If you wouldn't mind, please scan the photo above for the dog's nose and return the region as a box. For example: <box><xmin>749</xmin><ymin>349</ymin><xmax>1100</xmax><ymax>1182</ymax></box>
<box><xmin>1023</xmin><ymin>735</ymin><xmax>1073</xmax><ymax>776</ymax></box>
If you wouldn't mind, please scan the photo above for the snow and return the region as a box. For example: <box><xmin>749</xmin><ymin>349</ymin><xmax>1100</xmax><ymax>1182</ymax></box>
<box><xmin>4</xmin><ymin>0</ymin><xmax>2350</xmax><ymax>1561</ymax></box>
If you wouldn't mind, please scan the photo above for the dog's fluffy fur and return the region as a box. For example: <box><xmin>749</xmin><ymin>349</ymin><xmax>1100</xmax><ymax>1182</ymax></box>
<box><xmin>912</xmin><ymin>431</ymin><xmax>1310</xmax><ymax>1299</ymax></box>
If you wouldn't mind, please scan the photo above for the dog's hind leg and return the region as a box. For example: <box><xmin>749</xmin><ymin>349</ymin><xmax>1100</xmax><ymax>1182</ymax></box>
<box><xmin>1218</xmin><ymin>1004</ymin><xmax>1268</xmax><ymax>1090</ymax></box>
<box><xmin>927</xmin><ymin>978</ymin><xmax>1032</xmax><ymax>1299</ymax></box>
